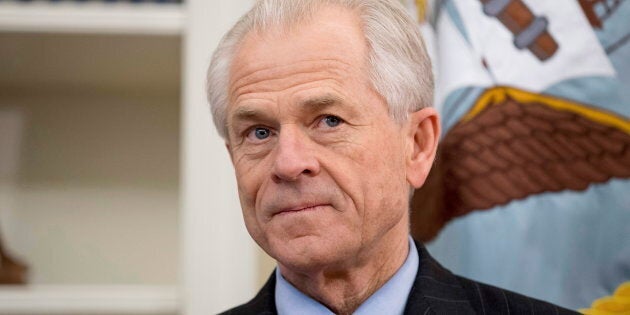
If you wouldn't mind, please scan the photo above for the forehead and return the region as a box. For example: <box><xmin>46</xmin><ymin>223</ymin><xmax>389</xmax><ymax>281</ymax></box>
<box><xmin>228</xmin><ymin>6</ymin><xmax>368</xmax><ymax>101</ymax></box>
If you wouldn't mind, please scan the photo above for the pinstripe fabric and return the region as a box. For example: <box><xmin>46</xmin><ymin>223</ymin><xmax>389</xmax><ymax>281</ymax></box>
<box><xmin>220</xmin><ymin>274</ymin><xmax>278</xmax><ymax>315</ymax></box>
<box><xmin>219</xmin><ymin>240</ymin><xmax>579</xmax><ymax>314</ymax></box>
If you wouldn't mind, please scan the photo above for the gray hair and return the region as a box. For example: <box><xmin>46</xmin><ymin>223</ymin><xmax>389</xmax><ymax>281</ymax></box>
<box><xmin>207</xmin><ymin>0</ymin><xmax>433</xmax><ymax>139</ymax></box>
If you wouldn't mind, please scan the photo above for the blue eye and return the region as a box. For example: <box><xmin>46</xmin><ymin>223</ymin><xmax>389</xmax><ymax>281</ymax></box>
<box><xmin>323</xmin><ymin>115</ymin><xmax>342</xmax><ymax>127</ymax></box>
<box><xmin>251</xmin><ymin>127</ymin><xmax>271</xmax><ymax>140</ymax></box>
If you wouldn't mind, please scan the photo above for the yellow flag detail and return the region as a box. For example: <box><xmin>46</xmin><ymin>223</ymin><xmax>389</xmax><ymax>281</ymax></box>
<box><xmin>580</xmin><ymin>282</ymin><xmax>630</xmax><ymax>314</ymax></box>
<box><xmin>463</xmin><ymin>86</ymin><xmax>630</xmax><ymax>134</ymax></box>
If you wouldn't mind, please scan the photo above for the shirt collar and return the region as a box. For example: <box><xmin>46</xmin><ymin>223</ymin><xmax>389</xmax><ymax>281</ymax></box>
<box><xmin>275</xmin><ymin>236</ymin><xmax>419</xmax><ymax>315</ymax></box>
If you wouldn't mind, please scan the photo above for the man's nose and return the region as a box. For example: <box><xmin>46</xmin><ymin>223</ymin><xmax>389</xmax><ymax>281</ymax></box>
<box><xmin>271</xmin><ymin>127</ymin><xmax>320</xmax><ymax>182</ymax></box>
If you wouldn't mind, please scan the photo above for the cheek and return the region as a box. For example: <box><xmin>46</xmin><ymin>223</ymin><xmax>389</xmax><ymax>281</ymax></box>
<box><xmin>234</xmin><ymin>154</ymin><xmax>267</xmax><ymax>192</ymax></box>
<box><xmin>325</xmin><ymin>130</ymin><xmax>408</xmax><ymax>213</ymax></box>
<box><xmin>235</xmin><ymin>170</ymin><xmax>270</xmax><ymax>249</ymax></box>
<box><xmin>361</xmin><ymin>132</ymin><xmax>409</xmax><ymax>212</ymax></box>
<box><xmin>233</xmin><ymin>155</ymin><xmax>273</xmax><ymax>220</ymax></box>
<box><xmin>359</xmin><ymin>127</ymin><xmax>406</xmax><ymax>176</ymax></box>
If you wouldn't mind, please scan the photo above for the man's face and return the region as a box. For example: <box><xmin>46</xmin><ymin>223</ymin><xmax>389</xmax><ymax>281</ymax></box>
<box><xmin>226</xmin><ymin>7</ymin><xmax>417</xmax><ymax>271</ymax></box>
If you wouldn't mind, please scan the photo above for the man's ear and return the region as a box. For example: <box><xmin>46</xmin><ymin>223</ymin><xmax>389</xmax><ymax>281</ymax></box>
<box><xmin>406</xmin><ymin>107</ymin><xmax>440</xmax><ymax>188</ymax></box>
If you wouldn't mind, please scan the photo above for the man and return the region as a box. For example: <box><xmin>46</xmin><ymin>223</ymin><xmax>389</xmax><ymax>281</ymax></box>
<box><xmin>206</xmin><ymin>0</ymin><xmax>579</xmax><ymax>314</ymax></box>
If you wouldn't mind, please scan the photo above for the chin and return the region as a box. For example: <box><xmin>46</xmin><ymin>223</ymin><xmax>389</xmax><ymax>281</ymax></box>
<box><xmin>268</xmin><ymin>235</ymin><xmax>352</xmax><ymax>273</ymax></box>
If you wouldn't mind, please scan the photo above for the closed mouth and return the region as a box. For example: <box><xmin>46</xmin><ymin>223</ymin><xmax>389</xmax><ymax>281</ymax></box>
<box><xmin>275</xmin><ymin>204</ymin><xmax>328</xmax><ymax>216</ymax></box>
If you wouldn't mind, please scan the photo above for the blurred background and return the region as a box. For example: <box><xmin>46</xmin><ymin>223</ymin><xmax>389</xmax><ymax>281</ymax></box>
<box><xmin>0</xmin><ymin>1</ymin><xmax>262</xmax><ymax>314</ymax></box>
<box><xmin>0</xmin><ymin>0</ymin><xmax>628</xmax><ymax>314</ymax></box>
<box><xmin>407</xmin><ymin>1</ymin><xmax>629</xmax><ymax>313</ymax></box>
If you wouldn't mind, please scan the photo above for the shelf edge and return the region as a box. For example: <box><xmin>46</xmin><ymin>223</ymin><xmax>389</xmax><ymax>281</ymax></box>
<box><xmin>0</xmin><ymin>284</ymin><xmax>179</xmax><ymax>314</ymax></box>
<box><xmin>0</xmin><ymin>2</ymin><xmax>186</xmax><ymax>35</ymax></box>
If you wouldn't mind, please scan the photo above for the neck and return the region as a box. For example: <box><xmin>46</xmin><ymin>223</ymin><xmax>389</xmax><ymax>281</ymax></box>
<box><xmin>279</xmin><ymin>227</ymin><xmax>410</xmax><ymax>315</ymax></box>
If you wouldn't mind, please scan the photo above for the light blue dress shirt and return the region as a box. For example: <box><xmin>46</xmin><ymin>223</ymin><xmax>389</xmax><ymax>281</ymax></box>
<box><xmin>275</xmin><ymin>237</ymin><xmax>419</xmax><ymax>315</ymax></box>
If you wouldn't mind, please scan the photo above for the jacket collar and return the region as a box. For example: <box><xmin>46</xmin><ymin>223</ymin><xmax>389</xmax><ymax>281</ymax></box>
<box><xmin>238</xmin><ymin>272</ymin><xmax>278</xmax><ymax>314</ymax></box>
<box><xmin>403</xmin><ymin>240</ymin><xmax>476</xmax><ymax>314</ymax></box>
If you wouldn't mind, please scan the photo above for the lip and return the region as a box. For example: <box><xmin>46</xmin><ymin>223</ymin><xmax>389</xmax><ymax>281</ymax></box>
<box><xmin>274</xmin><ymin>204</ymin><xmax>329</xmax><ymax>216</ymax></box>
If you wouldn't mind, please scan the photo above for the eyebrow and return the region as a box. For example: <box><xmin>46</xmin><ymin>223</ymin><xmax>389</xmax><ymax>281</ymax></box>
<box><xmin>231</xmin><ymin>106</ymin><xmax>268</xmax><ymax>122</ymax></box>
<box><xmin>299</xmin><ymin>94</ymin><xmax>343</xmax><ymax>110</ymax></box>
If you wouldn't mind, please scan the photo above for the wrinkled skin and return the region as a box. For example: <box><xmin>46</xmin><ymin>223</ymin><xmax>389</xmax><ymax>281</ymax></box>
<box><xmin>225</xmin><ymin>6</ymin><xmax>439</xmax><ymax>314</ymax></box>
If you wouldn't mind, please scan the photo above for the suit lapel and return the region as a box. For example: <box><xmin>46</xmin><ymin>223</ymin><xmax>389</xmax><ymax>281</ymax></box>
<box><xmin>404</xmin><ymin>240</ymin><xmax>476</xmax><ymax>315</ymax></box>
<box><xmin>242</xmin><ymin>271</ymin><xmax>278</xmax><ymax>314</ymax></box>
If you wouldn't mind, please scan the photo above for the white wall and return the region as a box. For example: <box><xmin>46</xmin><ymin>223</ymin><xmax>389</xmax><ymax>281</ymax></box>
<box><xmin>182</xmin><ymin>1</ymin><xmax>260</xmax><ymax>314</ymax></box>
<box><xmin>0</xmin><ymin>92</ymin><xmax>180</xmax><ymax>285</ymax></box>
<box><xmin>0</xmin><ymin>33</ymin><xmax>181</xmax><ymax>286</ymax></box>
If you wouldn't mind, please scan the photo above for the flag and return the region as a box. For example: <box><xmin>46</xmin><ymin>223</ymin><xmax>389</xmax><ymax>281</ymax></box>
<box><xmin>406</xmin><ymin>0</ymin><xmax>630</xmax><ymax>310</ymax></box>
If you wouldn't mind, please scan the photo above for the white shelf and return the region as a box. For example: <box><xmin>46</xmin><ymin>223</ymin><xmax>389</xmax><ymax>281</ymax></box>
<box><xmin>0</xmin><ymin>285</ymin><xmax>179</xmax><ymax>314</ymax></box>
<box><xmin>0</xmin><ymin>2</ymin><xmax>185</xmax><ymax>35</ymax></box>
<box><xmin>0</xmin><ymin>0</ymin><xmax>261</xmax><ymax>313</ymax></box>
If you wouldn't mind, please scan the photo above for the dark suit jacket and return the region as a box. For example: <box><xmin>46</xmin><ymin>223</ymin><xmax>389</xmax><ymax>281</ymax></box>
<box><xmin>220</xmin><ymin>240</ymin><xmax>579</xmax><ymax>314</ymax></box>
